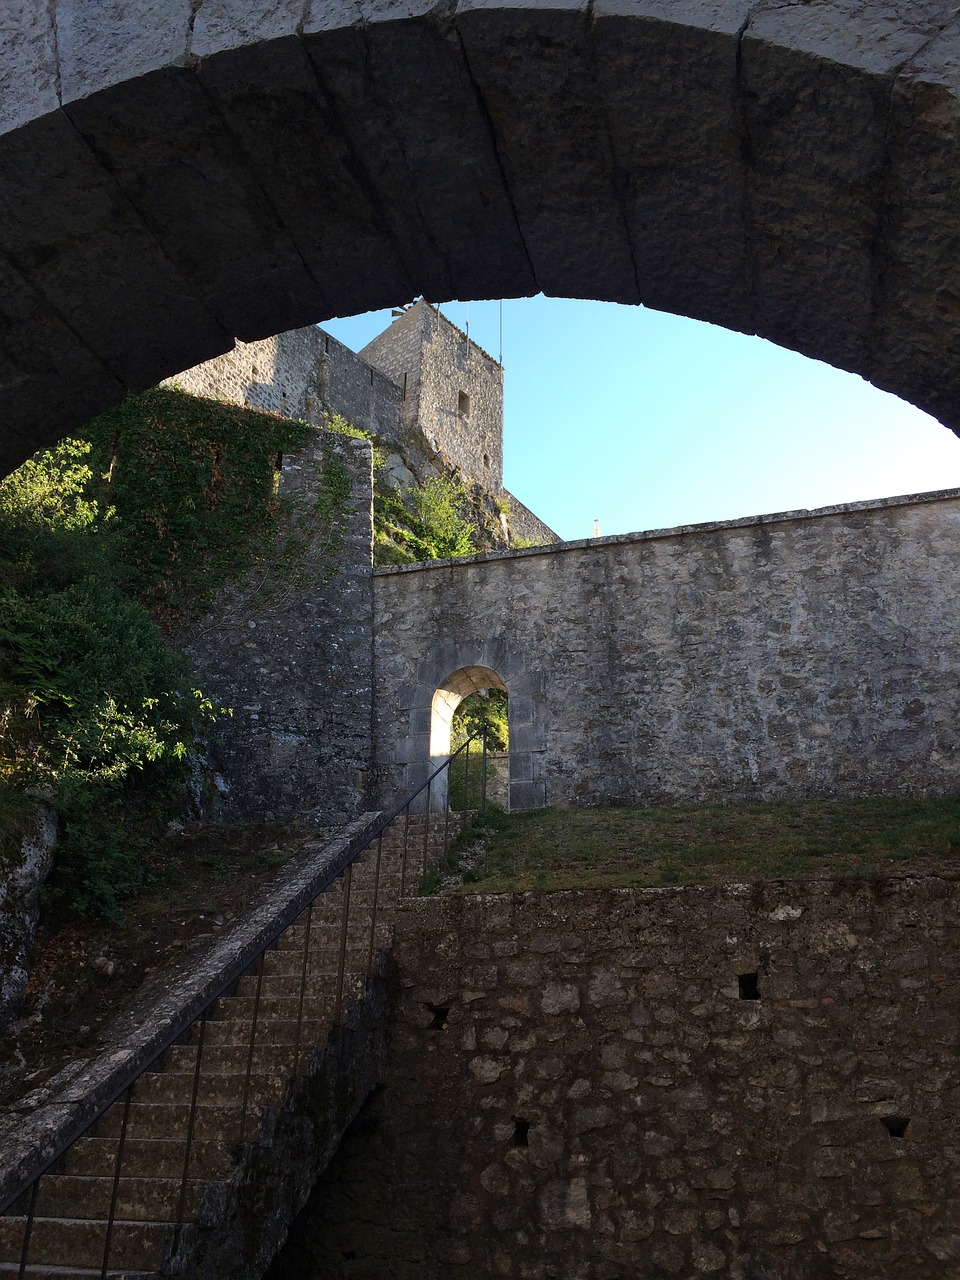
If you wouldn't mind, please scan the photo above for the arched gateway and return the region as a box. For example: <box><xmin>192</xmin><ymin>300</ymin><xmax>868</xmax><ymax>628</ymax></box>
<box><xmin>3</xmin><ymin>2</ymin><xmax>960</xmax><ymax>476</ymax></box>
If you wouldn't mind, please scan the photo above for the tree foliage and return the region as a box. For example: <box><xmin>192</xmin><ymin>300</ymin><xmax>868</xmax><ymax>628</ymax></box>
<box><xmin>452</xmin><ymin>689</ymin><xmax>509</xmax><ymax>752</ymax></box>
<box><xmin>0</xmin><ymin>437</ymin><xmax>215</xmax><ymax>914</ymax></box>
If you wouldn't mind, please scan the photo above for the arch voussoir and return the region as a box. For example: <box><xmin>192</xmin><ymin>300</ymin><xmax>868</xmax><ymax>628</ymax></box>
<box><xmin>1</xmin><ymin>0</ymin><xmax>960</xmax><ymax>471</ymax></box>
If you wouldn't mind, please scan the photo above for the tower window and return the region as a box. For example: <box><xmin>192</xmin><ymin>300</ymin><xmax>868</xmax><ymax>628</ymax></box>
<box><xmin>458</xmin><ymin>390</ymin><xmax>471</xmax><ymax>418</ymax></box>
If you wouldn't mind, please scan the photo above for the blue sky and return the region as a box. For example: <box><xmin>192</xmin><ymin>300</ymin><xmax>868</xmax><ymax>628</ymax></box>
<box><xmin>323</xmin><ymin>296</ymin><xmax>960</xmax><ymax>543</ymax></box>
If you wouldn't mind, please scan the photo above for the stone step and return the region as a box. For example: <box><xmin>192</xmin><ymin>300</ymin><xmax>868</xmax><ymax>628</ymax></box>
<box><xmin>199</xmin><ymin>1014</ymin><xmax>329</xmax><ymax>1048</ymax></box>
<box><xmin>272</xmin><ymin>927</ymin><xmax>394</xmax><ymax>963</ymax></box>
<box><xmin>259</xmin><ymin>939</ymin><xmax>389</xmax><ymax>978</ymax></box>
<box><xmin>60</xmin><ymin>1137</ymin><xmax>234</xmax><ymax>1182</ymax></box>
<box><xmin>221</xmin><ymin>985</ymin><xmax>362</xmax><ymax>1022</ymax></box>
<box><xmin>235</xmin><ymin>958</ymin><xmax>372</xmax><ymax>996</ymax></box>
<box><xmin>132</xmin><ymin>1068</ymin><xmax>291</xmax><ymax>1108</ymax></box>
<box><xmin>0</xmin><ymin>1217</ymin><xmax>171</xmax><ymax>1272</ymax></box>
<box><xmin>94</xmin><ymin>1100</ymin><xmax>264</xmax><ymax>1144</ymax></box>
<box><xmin>0</xmin><ymin>1266</ymin><xmax>155</xmax><ymax>1279</ymax></box>
<box><xmin>30</xmin><ymin>1175</ymin><xmax>209</xmax><ymax>1224</ymax></box>
<box><xmin>162</xmin><ymin>1041</ymin><xmax>301</xmax><ymax>1076</ymax></box>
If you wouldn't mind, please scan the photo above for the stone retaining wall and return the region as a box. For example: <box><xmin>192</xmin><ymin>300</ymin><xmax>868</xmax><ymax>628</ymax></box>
<box><xmin>272</xmin><ymin>876</ymin><xmax>960</xmax><ymax>1279</ymax></box>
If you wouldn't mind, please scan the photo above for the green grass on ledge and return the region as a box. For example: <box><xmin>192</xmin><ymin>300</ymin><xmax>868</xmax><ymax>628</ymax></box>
<box><xmin>440</xmin><ymin>794</ymin><xmax>960</xmax><ymax>894</ymax></box>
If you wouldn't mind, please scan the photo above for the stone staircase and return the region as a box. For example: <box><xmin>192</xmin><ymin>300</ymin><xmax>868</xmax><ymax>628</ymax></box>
<box><xmin>0</xmin><ymin>810</ymin><xmax>468</xmax><ymax>1279</ymax></box>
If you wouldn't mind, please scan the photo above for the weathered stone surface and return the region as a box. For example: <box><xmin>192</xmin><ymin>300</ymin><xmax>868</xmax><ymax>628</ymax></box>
<box><xmin>55</xmin><ymin>0</ymin><xmax>193</xmax><ymax>106</ymax></box>
<box><xmin>189</xmin><ymin>0</ymin><xmax>304</xmax><ymax>60</ymax></box>
<box><xmin>273</xmin><ymin>878</ymin><xmax>960</xmax><ymax>1278</ymax></box>
<box><xmin>591</xmin><ymin>0</ymin><xmax>752</xmax><ymax>329</ymax></box>
<box><xmin>64</xmin><ymin>64</ymin><xmax>326</xmax><ymax>343</ymax></box>
<box><xmin>0</xmin><ymin>813</ymin><xmax>383</xmax><ymax>1210</ymax></box>
<box><xmin>177</xmin><ymin>435</ymin><xmax>376</xmax><ymax>823</ymax></box>
<box><xmin>0</xmin><ymin>111</ymin><xmax>229</xmax><ymax>392</ymax></box>
<box><xmin>197</xmin><ymin>37</ymin><xmax>414</xmax><ymax>319</ymax></box>
<box><xmin>4</xmin><ymin>4</ymin><xmax>960</xmax><ymax>465</ymax></box>
<box><xmin>374</xmin><ymin>489</ymin><xmax>960</xmax><ymax>809</ymax></box>
<box><xmin>456</xmin><ymin>2</ymin><xmax>638</xmax><ymax>303</ymax></box>
<box><xmin>0</xmin><ymin>805</ymin><xmax>56</xmax><ymax>1030</ymax></box>
<box><xmin>0</xmin><ymin>1</ymin><xmax>60</xmax><ymax>135</ymax></box>
<box><xmin>0</xmin><ymin>253</ymin><xmax>124</xmax><ymax>477</ymax></box>
<box><xmin>305</xmin><ymin>13</ymin><xmax>537</xmax><ymax>304</ymax></box>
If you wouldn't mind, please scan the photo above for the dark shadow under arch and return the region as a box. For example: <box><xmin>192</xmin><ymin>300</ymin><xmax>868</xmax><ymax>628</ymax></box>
<box><xmin>2</xmin><ymin>3</ymin><xmax>960</xmax><ymax>476</ymax></box>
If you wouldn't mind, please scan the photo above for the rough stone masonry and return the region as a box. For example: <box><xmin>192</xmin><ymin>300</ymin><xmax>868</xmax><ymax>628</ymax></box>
<box><xmin>374</xmin><ymin>489</ymin><xmax>960</xmax><ymax>813</ymax></box>
<box><xmin>272</xmin><ymin>876</ymin><xmax>960</xmax><ymax>1280</ymax></box>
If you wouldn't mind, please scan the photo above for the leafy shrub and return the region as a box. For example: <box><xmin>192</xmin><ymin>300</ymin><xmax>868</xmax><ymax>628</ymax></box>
<box><xmin>373</xmin><ymin>475</ymin><xmax>477</xmax><ymax>564</ymax></box>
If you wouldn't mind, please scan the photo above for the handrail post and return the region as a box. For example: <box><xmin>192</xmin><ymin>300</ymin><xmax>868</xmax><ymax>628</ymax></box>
<box><xmin>422</xmin><ymin>774</ymin><xmax>433</xmax><ymax>882</ymax></box>
<box><xmin>481</xmin><ymin>734</ymin><xmax>488</xmax><ymax>817</ymax></box>
<box><xmin>334</xmin><ymin>864</ymin><xmax>353</xmax><ymax>1026</ymax></box>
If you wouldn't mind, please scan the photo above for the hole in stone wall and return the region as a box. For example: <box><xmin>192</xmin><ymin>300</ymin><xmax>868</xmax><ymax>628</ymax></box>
<box><xmin>738</xmin><ymin>973</ymin><xmax>760</xmax><ymax>1000</ymax></box>
<box><xmin>484</xmin><ymin>452</ymin><xmax>490</xmax><ymax>467</ymax></box>
<box><xmin>512</xmin><ymin>1116</ymin><xmax>530</xmax><ymax>1146</ymax></box>
<box><xmin>882</xmin><ymin>1116</ymin><xmax>910</xmax><ymax>1138</ymax></box>
<box><xmin>425</xmin><ymin>1002</ymin><xmax>449</xmax><ymax>1030</ymax></box>
<box><xmin>324</xmin><ymin>333</ymin><xmax>330</xmax><ymax>353</ymax></box>
<box><xmin>459</xmin><ymin>390</ymin><xmax>471</xmax><ymax>418</ymax></box>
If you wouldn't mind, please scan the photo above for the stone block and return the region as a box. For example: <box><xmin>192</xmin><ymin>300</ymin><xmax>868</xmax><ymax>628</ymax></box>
<box><xmin>198</xmin><ymin>37</ymin><xmax>413</xmax><ymax>318</ymax></box>
<box><xmin>590</xmin><ymin>0</ymin><xmax>752</xmax><ymax>330</ymax></box>
<box><xmin>56</xmin><ymin>0</ymin><xmax>192</xmax><ymax>106</ymax></box>
<box><xmin>64</xmin><ymin>65</ymin><xmax>327</xmax><ymax>342</ymax></box>
<box><xmin>453</xmin><ymin>3</ymin><xmax>639</xmax><ymax>302</ymax></box>
<box><xmin>0</xmin><ymin>110</ymin><xmax>229</xmax><ymax>393</ymax></box>
<box><xmin>509</xmin><ymin>780</ymin><xmax>547</xmax><ymax>811</ymax></box>
<box><xmin>0</xmin><ymin>253</ymin><xmax>124</xmax><ymax>473</ymax></box>
<box><xmin>0</xmin><ymin>2</ymin><xmax>60</xmax><ymax>134</ymax></box>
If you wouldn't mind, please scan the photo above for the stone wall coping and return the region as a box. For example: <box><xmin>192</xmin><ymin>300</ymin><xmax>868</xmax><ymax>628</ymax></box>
<box><xmin>0</xmin><ymin>811</ymin><xmax>385</xmax><ymax>1212</ymax></box>
<box><xmin>372</xmin><ymin>486</ymin><xmax>960</xmax><ymax>576</ymax></box>
<box><xmin>395</xmin><ymin>871</ymin><xmax>959</xmax><ymax>914</ymax></box>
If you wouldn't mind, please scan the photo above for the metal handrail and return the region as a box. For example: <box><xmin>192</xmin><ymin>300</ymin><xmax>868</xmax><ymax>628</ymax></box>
<box><xmin>0</xmin><ymin>733</ymin><xmax>489</xmax><ymax>1275</ymax></box>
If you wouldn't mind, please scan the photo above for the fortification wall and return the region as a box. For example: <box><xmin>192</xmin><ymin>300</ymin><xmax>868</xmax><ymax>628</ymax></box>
<box><xmin>373</xmin><ymin>490</ymin><xmax>960</xmax><ymax>810</ymax></box>
<box><xmin>166</xmin><ymin>328</ymin><xmax>404</xmax><ymax>444</ymax></box>
<box><xmin>363</xmin><ymin>301</ymin><xmax>505</xmax><ymax>491</ymax></box>
<box><xmin>504</xmin><ymin>488</ymin><xmax>559</xmax><ymax>546</ymax></box>
<box><xmin>178</xmin><ymin>434</ymin><xmax>376</xmax><ymax>823</ymax></box>
<box><xmin>272</xmin><ymin>876</ymin><xmax>960</xmax><ymax>1279</ymax></box>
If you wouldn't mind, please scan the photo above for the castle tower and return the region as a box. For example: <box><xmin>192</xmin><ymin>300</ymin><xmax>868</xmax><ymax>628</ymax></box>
<box><xmin>360</xmin><ymin>299</ymin><xmax>504</xmax><ymax>492</ymax></box>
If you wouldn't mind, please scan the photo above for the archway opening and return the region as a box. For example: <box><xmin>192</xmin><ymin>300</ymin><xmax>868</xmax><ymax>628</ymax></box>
<box><xmin>430</xmin><ymin>666</ymin><xmax>508</xmax><ymax>813</ymax></box>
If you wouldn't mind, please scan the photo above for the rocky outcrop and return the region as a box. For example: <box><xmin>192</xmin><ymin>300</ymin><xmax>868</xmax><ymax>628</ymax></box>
<box><xmin>0</xmin><ymin>805</ymin><xmax>56</xmax><ymax>1030</ymax></box>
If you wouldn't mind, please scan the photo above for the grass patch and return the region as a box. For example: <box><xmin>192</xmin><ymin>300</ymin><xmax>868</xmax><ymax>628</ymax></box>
<box><xmin>443</xmin><ymin>794</ymin><xmax>960</xmax><ymax>893</ymax></box>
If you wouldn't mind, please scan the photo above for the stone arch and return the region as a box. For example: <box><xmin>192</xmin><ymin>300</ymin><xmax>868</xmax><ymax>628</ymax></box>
<box><xmin>381</xmin><ymin>639</ymin><xmax>545</xmax><ymax>812</ymax></box>
<box><xmin>430</xmin><ymin>665</ymin><xmax>508</xmax><ymax>762</ymax></box>
<box><xmin>429</xmin><ymin>665</ymin><xmax>509</xmax><ymax>812</ymax></box>
<box><xmin>3</xmin><ymin>3</ymin><xmax>960</xmax><ymax>477</ymax></box>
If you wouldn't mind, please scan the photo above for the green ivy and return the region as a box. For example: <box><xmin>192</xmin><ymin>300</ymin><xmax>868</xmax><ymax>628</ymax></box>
<box><xmin>81</xmin><ymin>387</ymin><xmax>320</xmax><ymax>619</ymax></box>
<box><xmin>452</xmin><ymin>689</ymin><xmax>508</xmax><ymax>751</ymax></box>
<box><xmin>1</xmin><ymin>390</ymin><xmax>355</xmax><ymax>915</ymax></box>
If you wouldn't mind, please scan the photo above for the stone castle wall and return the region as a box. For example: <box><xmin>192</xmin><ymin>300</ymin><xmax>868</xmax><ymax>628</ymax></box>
<box><xmin>169</xmin><ymin>315</ymin><xmax>556</xmax><ymax>547</ymax></box>
<box><xmin>504</xmin><ymin>488</ymin><xmax>560</xmax><ymax>548</ymax></box>
<box><xmin>165</xmin><ymin>327</ymin><xmax>403</xmax><ymax>446</ymax></box>
<box><xmin>373</xmin><ymin>490</ymin><xmax>960</xmax><ymax>811</ymax></box>
<box><xmin>362</xmin><ymin>300</ymin><xmax>505</xmax><ymax>492</ymax></box>
<box><xmin>273</xmin><ymin>877</ymin><xmax>960</xmax><ymax>1279</ymax></box>
<box><xmin>177</xmin><ymin>434</ymin><xmax>376</xmax><ymax>823</ymax></box>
